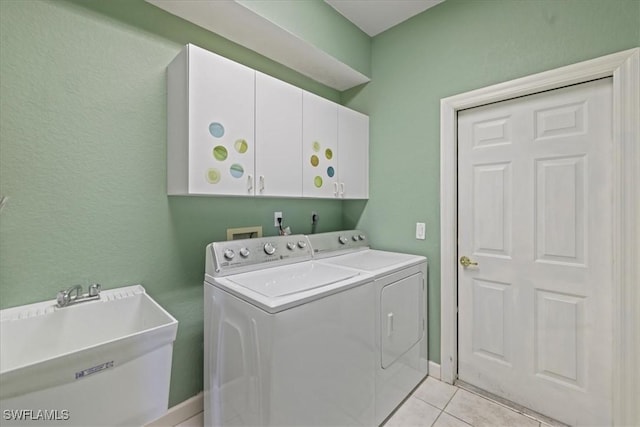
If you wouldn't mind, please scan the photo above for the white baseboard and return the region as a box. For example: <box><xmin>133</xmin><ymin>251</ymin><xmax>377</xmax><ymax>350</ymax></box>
<box><xmin>146</xmin><ymin>392</ymin><xmax>203</xmax><ymax>427</ymax></box>
<box><xmin>428</xmin><ymin>360</ymin><xmax>441</xmax><ymax>380</ymax></box>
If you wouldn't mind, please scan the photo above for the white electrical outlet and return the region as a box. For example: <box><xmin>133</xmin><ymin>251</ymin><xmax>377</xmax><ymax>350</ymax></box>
<box><xmin>274</xmin><ymin>212</ymin><xmax>283</xmax><ymax>227</ymax></box>
<box><xmin>416</xmin><ymin>222</ymin><xmax>426</xmax><ymax>240</ymax></box>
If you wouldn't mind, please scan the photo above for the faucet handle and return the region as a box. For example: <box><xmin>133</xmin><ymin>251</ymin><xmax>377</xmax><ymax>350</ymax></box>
<box><xmin>56</xmin><ymin>290</ymin><xmax>69</xmax><ymax>307</ymax></box>
<box><xmin>88</xmin><ymin>283</ymin><xmax>101</xmax><ymax>297</ymax></box>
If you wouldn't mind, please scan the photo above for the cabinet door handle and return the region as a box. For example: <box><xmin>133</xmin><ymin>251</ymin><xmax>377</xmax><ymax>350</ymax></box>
<box><xmin>247</xmin><ymin>175</ymin><xmax>253</xmax><ymax>193</ymax></box>
<box><xmin>333</xmin><ymin>182</ymin><xmax>339</xmax><ymax>197</ymax></box>
<box><xmin>340</xmin><ymin>182</ymin><xmax>345</xmax><ymax>197</ymax></box>
<box><xmin>259</xmin><ymin>175</ymin><xmax>265</xmax><ymax>193</ymax></box>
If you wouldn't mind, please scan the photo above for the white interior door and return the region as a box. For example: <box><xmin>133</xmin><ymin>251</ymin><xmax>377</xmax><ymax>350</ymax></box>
<box><xmin>457</xmin><ymin>78</ymin><xmax>613</xmax><ymax>426</ymax></box>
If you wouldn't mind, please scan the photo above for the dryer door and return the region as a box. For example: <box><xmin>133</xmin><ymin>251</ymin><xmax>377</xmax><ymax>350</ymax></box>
<box><xmin>380</xmin><ymin>272</ymin><xmax>424</xmax><ymax>368</ymax></box>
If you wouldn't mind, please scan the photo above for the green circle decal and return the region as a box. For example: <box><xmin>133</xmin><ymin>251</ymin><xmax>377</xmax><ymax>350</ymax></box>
<box><xmin>234</xmin><ymin>139</ymin><xmax>248</xmax><ymax>154</ymax></box>
<box><xmin>325</xmin><ymin>148</ymin><xmax>333</xmax><ymax>160</ymax></box>
<box><xmin>314</xmin><ymin>176</ymin><xmax>323</xmax><ymax>188</ymax></box>
<box><xmin>209</xmin><ymin>122</ymin><xmax>224</xmax><ymax>138</ymax></box>
<box><xmin>206</xmin><ymin>168</ymin><xmax>221</xmax><ymax>184</ymax></box>
<box><xmin>230</xmin><ymin>163</ymin><xmax>244</xmax><ymax>178</ymax></box>
<box><xmin>312</xmin><ymin>141</ymin><xmax>321</xmax><ymax>152</ymax></box>
<box><xmin>310</xmin><ymin>155</ymin><xmax>319</xmax><ymax>167</ymax></box>
<box><xmin>213</xmin><ymin>145</ymin><xmax>228</xmax><ymax>161</ymax></box>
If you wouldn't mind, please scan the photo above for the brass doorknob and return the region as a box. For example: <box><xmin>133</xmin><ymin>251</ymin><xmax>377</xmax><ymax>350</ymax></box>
<box><xmin>459</xmin><ymin>256</ymin><xmax>478</xmax><ymax>268</ymax></box>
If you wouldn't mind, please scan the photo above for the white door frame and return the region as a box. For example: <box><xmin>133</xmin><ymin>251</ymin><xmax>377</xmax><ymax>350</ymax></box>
<box><xmin>440</xmin><ymin>48</ymin><xmax>639</xmax><ymax>426</ymax></box>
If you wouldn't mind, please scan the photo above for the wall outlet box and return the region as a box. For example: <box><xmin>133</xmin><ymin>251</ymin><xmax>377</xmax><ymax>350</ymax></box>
<box><xmin>416</xmin><ymin>222</ymin><xmax>426</xmax><ymax>240</ymax></box>
<box><xmin>226</xmin><ymin>226</ymin><xmax>263</xmax><ymax>241</ymax></box>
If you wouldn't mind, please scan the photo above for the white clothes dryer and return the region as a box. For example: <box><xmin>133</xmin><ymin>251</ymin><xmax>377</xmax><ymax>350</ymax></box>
<box><xmin>204</xmin><ymin>234</ymin><xmax>376</xmax><ymax>426</ymax></box>
<box><xmin>308</xmin><ymin>230</ymin><xmax>428</xmax><ymax>425</ymax></box>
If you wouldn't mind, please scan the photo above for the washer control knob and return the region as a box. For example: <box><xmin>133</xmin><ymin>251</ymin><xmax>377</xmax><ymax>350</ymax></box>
<box><xmin>239</xmin><ymin>248</ymin><xmax>250</xmax><ymax>258</ymax></box>
<box><xmin>352</xmin><ymin>235</ymin><xmax>359</xmax><ymax>241</ymax></box>
<box><xmin>263</xmin><ymin>242</ymin><xmax>276</xmax><ymax>255</ymax></box>
<box><xmin>224</xmin><ymin>249</ymin><xmax>235</xmax><ymax>260</ymax></box>
<box><xmin>297</xmin><ymin>240</ymin><xmax>307</xmax><ymax>248</ymax></box>
<box><xmin>358</xmin><ymin>234</ymin><xmax>366</xmax><ymax>241</ymax></box>
<box><xmin>287</xmin><ymin>242</ymin><xmax>296</xmax><ymax>250</ymax></box>
<box><xmin>338</xmin><ymin>236</ymin><xmax>348</xmax><ymax>245</ymax></box>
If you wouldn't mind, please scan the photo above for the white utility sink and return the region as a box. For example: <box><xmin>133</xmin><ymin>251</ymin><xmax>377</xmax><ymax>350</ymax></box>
<box><xmin>0</xmin><ymin>284</ymin><xmax>178</xmax><ymax>426</ymax></box>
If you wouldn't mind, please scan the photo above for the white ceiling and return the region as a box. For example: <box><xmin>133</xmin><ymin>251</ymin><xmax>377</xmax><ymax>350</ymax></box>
<box><xmin>325</xmin><ymin>0</ymin><xmax>445</xmax><ymax>37</ymax></box>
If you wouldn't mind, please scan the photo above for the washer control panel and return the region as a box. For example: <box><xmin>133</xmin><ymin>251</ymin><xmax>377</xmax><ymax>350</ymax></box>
<box><xmin>210</xmin><ymin>234</ymin><xmax>313</xmax><ymax>275</ymax></box>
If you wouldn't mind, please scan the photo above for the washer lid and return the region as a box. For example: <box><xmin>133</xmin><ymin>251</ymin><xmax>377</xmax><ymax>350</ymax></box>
<box><xmin>227</xmin><ymin>262</ymin><xmax>361</xmax><ymax>298</ymax></box>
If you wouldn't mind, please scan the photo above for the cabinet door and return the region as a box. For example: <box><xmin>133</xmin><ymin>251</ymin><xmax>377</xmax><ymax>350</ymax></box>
<box><xmin>255</xmin><ymin>72</ymin><xmax>303</xmax><ymax>197</ymax></box>
<box><xmin>302</xmin><ymin>92</ymin><xmax>338</xmax><ymax>198</ymax></box>
<box><xmin>188</xmin><ymin>45</ymin><xmax>255</xmax><ymax>195</ymax></box>
<box><xmin>338</xmin><ymin>107</ymin><xmax>369</xmax><ymax>199</ymax></box>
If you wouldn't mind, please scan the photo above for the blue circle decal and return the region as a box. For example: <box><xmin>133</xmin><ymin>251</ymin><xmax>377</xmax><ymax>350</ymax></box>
<box><xmin>327</xmin><ymin>166</ymin><xmax>335</xmax><ymax>178</ymax></box>
<box><xmin>209</xmin><ymin>122</ymin><xmax>224</xmax><ymax>138</ymax></box>
<box><xmin>230</xmin><ymin>164</ymin><xmax>244</xmax><ymax>178</ymax></box>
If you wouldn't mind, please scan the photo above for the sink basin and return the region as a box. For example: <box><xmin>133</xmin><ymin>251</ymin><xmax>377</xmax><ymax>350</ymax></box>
<box><xmin>0</xmin><ymin>284</ymin><xmax>178</xmax><ymax>426</ymax></box>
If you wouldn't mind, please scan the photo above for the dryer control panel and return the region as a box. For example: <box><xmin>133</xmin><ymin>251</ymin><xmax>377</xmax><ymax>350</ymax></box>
<box><xmin>307</xmin><ymin>230</ymin><xmax>369</xmax><ymax>258</ymax></box>
<box><xmin>207</xmin><ymin>235</ymin><xmax>313</xmax><ymax>276</ymax></box>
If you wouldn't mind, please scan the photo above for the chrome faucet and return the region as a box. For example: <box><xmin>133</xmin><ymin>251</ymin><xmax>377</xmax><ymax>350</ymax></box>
<box><xmin>56</xmin><ymin>283</ymin><xmax>101</xmax><ymax>308</ymax></box>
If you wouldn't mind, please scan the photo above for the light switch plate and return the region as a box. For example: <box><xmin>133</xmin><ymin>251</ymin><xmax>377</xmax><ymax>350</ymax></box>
<box><xmin>416</xmin><ymin>222</ymin><xmax>426</xmax><ymax>240</ymax></box>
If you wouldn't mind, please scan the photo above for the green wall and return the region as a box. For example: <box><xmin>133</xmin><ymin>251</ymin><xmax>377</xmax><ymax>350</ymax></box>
<box><xmin>0</xmin><ymin>0</ymin><xmax>346</xmax><ymax>407</ymax></box>
<box><xmin>344</xmin><ymin>0</ymin><xmax>640</xmax><ymax>362</ymax></box>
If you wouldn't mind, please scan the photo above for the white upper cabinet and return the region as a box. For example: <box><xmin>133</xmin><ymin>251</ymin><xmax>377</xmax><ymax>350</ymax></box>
<box><xmin>338</xmin><ymin>106</ymin><xmax>369</xmax><ymax>199</ymax></box>
<box><xmin>168</xmin><ymin>44</ymin><xmax>368</xmax><ymax>199</ymax></box>
<box><xmin>168</xmin><ymin>44</ymin><xmax>255</xmax><ymax>196</ymax></box>
<box><xmin>301</xmin><ymin>96</ymin><xmax>369</xmax><ymax>199</ymax></box>
<box><xmin>302</xmin><ymin>91</ymin><xmax>339</xmax><ymax>198</ymax></box>
<box><xmin>255</xmin><ymin>72</ymin><xmax>303</xmax><ymax>197</ymax></box>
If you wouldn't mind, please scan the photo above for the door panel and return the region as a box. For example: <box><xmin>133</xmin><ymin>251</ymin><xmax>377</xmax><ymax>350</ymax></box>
<box><xmin>473</xmin><ymin>162</ymin><xmax>512</xmax><ymax>257</ymax></box>
<box><xmin>255</xmin><ymin>72</ymin><xmax>303</xmax><ymax>197</ymax></box>
<box><xmin>535</xmin><ymin>156</ymin><xmax>586</xmax><ymax>265</ymax></box>
<box><xmin>457</xmin><ymin>78</ymin><xmax>612</xmax><ymax>426</ymax></box>
<box><xmin>188</xmin><ymin>46</ymin><xmax>255</xmax><ymax>195</ymax></box>
<box><xmin>337</xmin><ymin>106</ymin><xmax>369</xmax><ymax>199</ymax></box>
<box><xmin>302</xmin><ymin>91</ymin><xmax>338</xmax><ymax>198</ymax></box>
<box><xmin>380</xmin><ymin>273</ymin><xmax>423</xmax><ymax>369</ymax></box>
<box><xmin>534</xmin><ymin>290</ymin><xmax>585</xmax><ymax>388</ymax></box>
<box><xmin>472</xmin><ymin>278</ymin><xmax>512</xmax><ymax>366</ymax></box>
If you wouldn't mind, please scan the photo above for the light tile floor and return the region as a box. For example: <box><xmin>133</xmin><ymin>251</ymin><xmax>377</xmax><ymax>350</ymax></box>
<box><xmin>176</xmin><ymin>377</ymin><xmax>554</xmax><ymax>427</ymax></box>
<box><xmin>384</xmin><ymin>377</ymin><xmax>553</xmax><ymax>427</ymax></box>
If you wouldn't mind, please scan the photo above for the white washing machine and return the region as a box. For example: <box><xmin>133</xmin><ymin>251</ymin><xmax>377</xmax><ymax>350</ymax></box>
<box><xmin>204</xmin><ymin>234</ymin><xmax>377</xmax><ymax>426</ymax></box>
<box><xmin>308</xmin><ymin>230</ymin><xmax>428</xmax><ymax>425</ymax></box>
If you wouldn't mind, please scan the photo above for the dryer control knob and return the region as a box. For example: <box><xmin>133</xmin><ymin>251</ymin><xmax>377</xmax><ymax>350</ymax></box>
<box><xmin>297</xmin><ymin>240</ymin><xmax>307</xmax><ymax>248</ymax></box>
<box><xmin>239</xmin><ymin>248</ymin><xmax>250</xmax><ymax>258</ymax></box>
<box><xmin>286</xmin><ymin>242</ymin><xmax>296</xmax><ymax>250</ymax></box>
<box><xmin>264</xmin><ymin>242</ymin><xmax>276</xmax><ymax>255</ymax></box>
<box><xmin>224</xmin><ymin>249</ymin><xmax>235</xmax><ymax>260</ymax></box>
<box><xmin>352</xmin><ymin>235</ymin><xmax>359</xmax><ymax>241</ymax></box>
<box><xmin>358</xmin><ymin>234</ymin><xmax>366</xmax><ymax>241</ymax></box>
<box><xmin>338</xmin><ymin>236</ymin><xmax>348</xmax><ymax>245</ymax></box>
